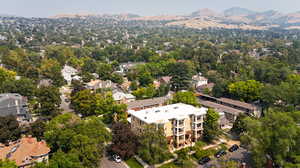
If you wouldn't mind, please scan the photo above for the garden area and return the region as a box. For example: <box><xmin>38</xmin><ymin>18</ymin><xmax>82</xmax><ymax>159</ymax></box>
<box><xmin>125</xmin><ymin>157</ymin><xmax>143</xmax><ymax>168</ymax></box>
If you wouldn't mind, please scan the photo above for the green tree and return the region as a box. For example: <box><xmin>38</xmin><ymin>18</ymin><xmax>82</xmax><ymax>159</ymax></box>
<box><xmin>1</xmin><ymin>78</ymin><xmax>37</xmax><ymax>99</ymax></box>
<box><xmin>28</xmin><ymin>119</ymin><xmax>46</xmax><ymax>140</ymax></box>
<box><xmin>130</xmin><ymin>81</ymin><xmax>138</xmax><ymax>91</ymax></box>
<box><xmin>0</xmin><ymin>116</ymin><xmax>21</xmax><ymax>144</ymax></box>
<box><xmin>36</xmin><ymin>86</ymin><xmax>61</xmax><ymax>117</ymax></box>
<box><xmin>0</xmin><ymin>67</ymin><xmax>16</xmax><ymax>88</ymax></box>
<box><xmin>0</xmin><ymin>160</ymin><xmax>17</xmax><ymax>168</ymax></box>
<box><xmin>231</xmin><ymin>113</ymin><xmax>247</xmax><ymax>136</ymax></box>
<box><xmin>40</xmin><ymin>59</ymin><xmax>65</xmax><ymax>86</ymax></box>
<box><xmin>137</xmin><ymin>125</ymin><xmax>172</xmax><ymax>165</ymax></box>
<box><xmin>241</xmin><ymin>112</ymin><xmax>300</xmax><ymax>167</ymax></box>
<box><xmin>171</xmin><ymin>91</ymin><xmax>200</xmax><ymax>106</ymax></box>
<box><xmin>138</xmin><ymin>71</ymin><xmax>154</xmax><ymax>87</ymax></box>
<box><xmin>111</xmin><ymin>73</ymin><xmax>124</xmax><ymax>85</ymax></box>
<box><xmin>110</xmin><ymin>122</ymin><xmax>138</xmax><ymax>159</ymax></box>
<box><xmin>175</xmin><ymin>148</ymin><xmax>196</xmax><ymax>168</ymax></box>
<box><xmin>228</xmin><ymin>80</ymin><xmax>264</xmax><ymax>102</ymax></box>
<box><xmin>203</xmin><ymin>109</ymin><xmax>220</xmax><ymax>143</ymax></box>
<box><xmin>169</xmin><ymin>62</ymin><xmax>194</xmax><ymax>91</ymax></box>
<box><xmin>132</xmin><ymin>85</ymin><xmax>157</xmax><ymax>100</ymax></box>
<box><xmin>44</xmin><ymin>113</ymin><xmax>111</xmax><ymax>168</ymax></box>
<box><xmin>71</xmin><ymin>89</ymin><xmax>96</xmax><ymax>117</ymax></box>
<box><xmin>71</xmin><ymin>90</ymin><xmax>127</xmax><ymax>122</ymax></box>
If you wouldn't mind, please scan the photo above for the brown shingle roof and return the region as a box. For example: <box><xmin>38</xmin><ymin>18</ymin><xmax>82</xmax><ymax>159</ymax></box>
<box><xmin>126</xmin><ymin>96</ymin><xmax>169</xmax><ymax>109</ymax></box>
<box><xmin>219</xmin><ymin>98</ymin><xmax>256</xmax><ymax>110</ymax></box>
<box><xmin>200</xmin><ymin>100</ymin><xmax>244</xmax><ymax>116</ymax></box>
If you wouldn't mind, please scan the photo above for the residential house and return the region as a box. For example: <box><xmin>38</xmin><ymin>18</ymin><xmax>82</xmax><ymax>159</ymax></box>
<box><xmin>116</xmin><ymin>62</ymin><xmax>145</xmax><ymax>74</ymax></box>
<box><xmin>129</xmin><ymin>103</ymin><xmax>208</xmax><ymax>149</ymax></box>
<box><xmin>192</xmin><ymin>73</ymin><xmax>208</xmax><ymax>88</ymax></box>
<box><xmin>197</xmin><ymin>83</ymin><xmax>215</xmax><ymax>93</ymax></box>
<box><xmin>86</xmin><ymin>80</ymin><xmax>117</xmax><ymax>91</ymax></box>
<box><xmin>37</xmin><ymin>79</ymin><xmax>52</xmax><ymax>88</ymax></box>
<box><xmin>0</xmin><ymin>93</ymin><xmax>31</xmax><ymax>123</ymax></box>
<box><xmin>113</xmin><ymin>91</ymin><xmax>136</xmax><ymax>104</ymax></box>
<box><xmin>120</xmin><ymin>78</ymin><xmax>131</xmax><ymax>91</ymax></box>
<box><xmin>159</xmin><ymin>76</ymin><xmax>172</xmax><ymax>85</ymax></box>
<box><xmin>0</xmin><ymin>136</ymin><xmax>50</xmax><ymax>168</ymax></box>
<box><xmin>61</xmin><ymin>65</ymin><xmax>81</xmax><ymax>85</ymax></box>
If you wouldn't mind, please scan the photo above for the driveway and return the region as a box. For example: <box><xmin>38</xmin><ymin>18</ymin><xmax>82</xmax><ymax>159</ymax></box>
<box><xmin>198</xmin><ymin>147</ymin><xmax>251</xmax><ymax>168</ymax></box>
<box><xmin>100</xmin><ymin>155</ymin><xmax>128</xmax><ymax>168</ymax></box>
<box><xmin>59</xmin><ymin>86</ymin><xmax>73</xmax><ymax>113</ymax></box>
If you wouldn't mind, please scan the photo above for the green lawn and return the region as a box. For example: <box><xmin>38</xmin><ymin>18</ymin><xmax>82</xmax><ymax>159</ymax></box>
<box><xmin>159</xmin><ymin>162</ymin><xmax>180</xmax><ymax>168</ymax></box>
<box><xmin>125</xmin><ymin>157</ymin><xmax>143</xmax><ymax>168</ymax></box>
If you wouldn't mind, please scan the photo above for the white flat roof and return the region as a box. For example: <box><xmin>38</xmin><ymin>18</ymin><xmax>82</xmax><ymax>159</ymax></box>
<box><xmin>128</xmin><ymin>103</ymin><xmax>207</xmax><ymax>124</ymax></box>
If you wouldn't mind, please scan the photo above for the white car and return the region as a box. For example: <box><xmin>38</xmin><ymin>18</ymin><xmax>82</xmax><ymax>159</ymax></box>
<box><xmin>113</xmin><ymin>154</ymin><xmax>122</xmax><ymax>163</ymax></box>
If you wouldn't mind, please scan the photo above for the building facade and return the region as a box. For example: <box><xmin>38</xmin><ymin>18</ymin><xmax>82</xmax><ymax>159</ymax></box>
<box><xmin>129</xmin><ymin>103</ymin><xmax>208</xmax><ymax>149</ymax></box>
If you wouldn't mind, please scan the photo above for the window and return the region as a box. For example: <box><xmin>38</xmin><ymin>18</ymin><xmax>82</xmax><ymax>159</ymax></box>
<box><xmin>179</xmin><ymin>120</ymin><xmax>184</xmax><ymax>125</ymax></box>
<box><xmin>197</xmin><ymin>116</ymin><xmax>202</xmax><ymax>120</ymax></box>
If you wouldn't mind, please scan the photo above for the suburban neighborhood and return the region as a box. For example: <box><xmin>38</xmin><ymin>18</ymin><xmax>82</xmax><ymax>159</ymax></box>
<box><xmin>1</xmin><ymin>2</ymin><xmax>300</xmax><ymax>168</ymax></box>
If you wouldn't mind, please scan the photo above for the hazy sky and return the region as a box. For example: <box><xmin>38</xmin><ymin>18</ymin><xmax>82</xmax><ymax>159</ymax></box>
<box><xmin>2</xmin><ymin>0</ymin><xmax>300</xmax><ymax>17</ymax></box>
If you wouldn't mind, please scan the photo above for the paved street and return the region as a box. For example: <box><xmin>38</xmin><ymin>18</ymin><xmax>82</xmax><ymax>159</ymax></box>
<box><xmin>198</xmin><ymin>148</ymin><xmax>251</xmax><ymax>168</ymax></box>
<box><xmin>59</xmin><ymin>86</ymin><xmax>73</xmax><ymax>113</ymax></box>
<box><xmin>100</xmin><ymin>155</ymin><xmax>128</xmax><ymax>168</ymax></box>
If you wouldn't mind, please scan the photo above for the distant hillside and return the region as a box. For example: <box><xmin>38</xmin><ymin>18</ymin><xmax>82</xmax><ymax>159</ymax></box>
<box><xmin>190</xmin><ymin>8</ymin><xmax>219</xmax><ymax>18</ymax></box>
<box><xmin>224</xmin><ymin>7</ymin><xmax>256</xmax><ymax>16</ymax></box>
<box><xmin>49</xmin><ymin>7</ymin><xmax>300</xmax><ymax>30</ymax></box>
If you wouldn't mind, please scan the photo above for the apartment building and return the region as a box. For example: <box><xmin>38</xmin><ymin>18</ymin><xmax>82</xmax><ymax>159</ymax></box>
<box><xmin>128</xmin><ymin>103</ymin><xmax>208</xmax><ymax>148</ymax></box>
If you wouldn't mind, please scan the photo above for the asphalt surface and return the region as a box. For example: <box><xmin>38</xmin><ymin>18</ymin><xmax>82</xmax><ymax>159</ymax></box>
<box><xmin>198</xmin><ymin>147</ymin><xmax>250</xmax><ymax>168</ymax></box>
<box><xmin>100</xmin><ymin>155</ymin><xmax>128</xmax><ymax>168</ymax></box>
<box><xmin>59</xmin><ymin>86</ymin><xmax>73</xmax><ymax>113</ymax></box>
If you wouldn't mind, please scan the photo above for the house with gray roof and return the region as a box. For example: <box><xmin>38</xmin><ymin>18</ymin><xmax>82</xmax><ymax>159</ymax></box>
<box><xmin>0</xmin><ymin>94</ymin><xmax>30</xmax><ymax>122</ymax></box>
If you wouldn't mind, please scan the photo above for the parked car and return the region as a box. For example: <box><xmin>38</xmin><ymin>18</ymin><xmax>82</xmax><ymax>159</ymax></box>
<box><xmin>229</xmin><ymin>144</ymin><xmax>239</xmax><ymax>152</ymax></box>
<box><xmin>215</xmin><ymin>150</ymin><xmax>227</xmax><ymax>158</ymax></box>
<box><xmin>199</xmin><ymin>156</ymin><xmax>211</xmax><ymax>165</ymax></box>
<box><xmin>112</xmin><ymin>154</ymin><xmax>122</xmax><ymax>163</ymax></box>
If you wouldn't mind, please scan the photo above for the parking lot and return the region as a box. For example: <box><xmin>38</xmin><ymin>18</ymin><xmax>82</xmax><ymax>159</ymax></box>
<box><xmin>198</xmin><ymin>147</ymin><xmax>251</xmax><ymax>168</ymax></box>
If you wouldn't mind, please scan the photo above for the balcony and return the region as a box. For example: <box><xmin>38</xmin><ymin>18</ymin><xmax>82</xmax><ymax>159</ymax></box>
<box><xmin>173</xmin><ymin>128</ymin><xmax>184</xmax><ymax>136</ymax></box>
<box><xmin>173</xmin><ymin>120</ymin><xmax>185</xmax><ymax>128</ymax></box>
<box><xmin>192</xmin><ymin>123</ymin><xmax>203</xmax><ymax>130</ymax></box>
<box><xmin>193</xmin><ymin>116</ymin><xmax>203</xmax><ymax>123</ymax></box>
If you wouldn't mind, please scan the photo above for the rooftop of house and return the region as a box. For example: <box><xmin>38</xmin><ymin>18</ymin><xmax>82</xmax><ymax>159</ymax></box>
<box><xmin>192</xmin><ymin>75</ymin><xmax>208</xmax><ymax>81</ymax></box>
<box><xmin>0</xmin><ymin>137</ymin><xmax>50</xmax><ymax>166</ymax></box>
<box><xmin>86</xmin><ymin>79</ymin><xmax>113</xmax><ymax>87</ymax></box>
<box><xmin>160</xmin><ymin>76</ymin><xmax>172</xmax><ymax>83</ymax></box>
<box><xmin>126</xmin><ymin>96</ymin><xmax>169</xmax><ymax>109</ymax></box>
<box><xmin>0</xmin><ymin>93</ymin><xmax>25</xmax><ymax>102</ymax></box>
<box><xmin>128</xmin><ymin>103</ymin><xmax>208</xmax><ymax>124</ymax></box>
<box><xmin>113</xmin><ymin>91</ymin><xmax>135</xmax><ymax>101</ymax></box>
<box><xmin>197</xmin><ymin>83</ymin><xmax>215</xmax><ymax>90</ymax></box>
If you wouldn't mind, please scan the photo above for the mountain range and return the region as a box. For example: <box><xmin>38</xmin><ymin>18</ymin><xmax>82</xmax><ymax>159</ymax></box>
<box><xmin>51</xmin><ymin>7</ymin><xmax>300</xmax><ymax>30</ymax></box>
